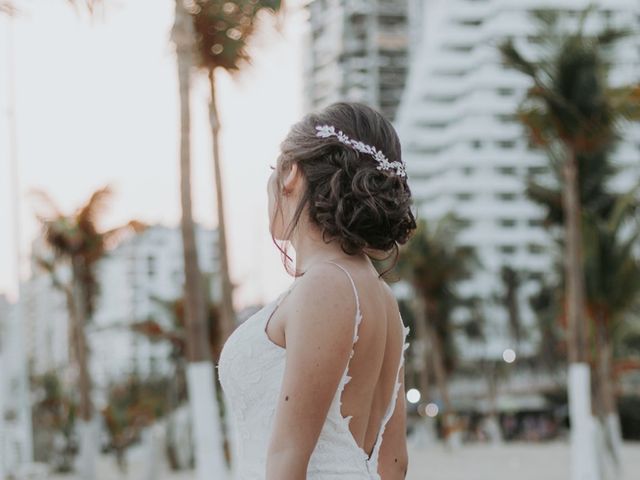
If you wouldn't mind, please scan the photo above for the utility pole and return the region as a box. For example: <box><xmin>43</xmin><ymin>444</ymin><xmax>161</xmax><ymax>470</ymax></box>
<box><xmin>6</xmin><ymin>9</ymin><xmax>35</xmax><ymax>469</ymax></box>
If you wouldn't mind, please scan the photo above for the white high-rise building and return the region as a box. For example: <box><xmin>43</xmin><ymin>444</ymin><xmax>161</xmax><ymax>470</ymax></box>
<box><xmin>304</xmin><ymin>0</ymin><xmax>410</xmax><ymax>120</ymax></box>
<box><xmin>395</xmin><ymin>0</ymin><xmax>640</xmax><ymax>359</ymax></box>
<box><xmin>24</xmin><ymin>224</ymin><xmax>221</xmax><ymax>392</ymax></box>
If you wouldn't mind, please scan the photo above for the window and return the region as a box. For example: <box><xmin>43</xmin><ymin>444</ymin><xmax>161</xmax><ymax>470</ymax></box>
<box><xmin>497</xmin><ymin>192</ymin><xmax>517</xmax><ymax>201</ymax></box>
<box><xmin>497</xmin><ymin>87</ymin><xmax>514</xmax><ymax>96</ymax></box>
<box><xmin>471</xmin><ymin>139</ymin><xmax>482</xmax><ymax>149</ymax></box>
<box><xmin>427</xmin><ymin>95</ymin><xmax>457</xmax><ymax>104</ymax></box>
<box><xmin>527</xmin><ymin>166</ymin><xmax>547</xmax><ymax>175</ymax></box>
<box><xmin>497</xmin><ymin>113</ymin><xmax>515</xmax><ymax>123</ymax></box>
<box><xmin>418</xmin><ymin>147</ymin><xmax>443</xmax><ymax>155</ymax></box>
<box><xmin>499</xmin><ymin>245</ymin><xmax>516</xmax><ymax>254</ymax></box>
<box><xmin>456</xmin><ymin>192</ymin><xmax>474</xmax><ymax>201</ymax></box>
<box><xmin>498</xmin><ymin>140</ymin><xmax>516</xmax><ymax>149</ymax></box>
<box><xmin>497</xmin><ymin>166</ymin><xmax>516</xmax><ymax>175</ymax></box>
<box><xmin>463</xmin><ymin>166</ymin><xmax>474</xmax><ymax>175</ymax></box>
<box><xmin>446</xmin><ymin>44</ymin><xmax>473</xmax><ymax>53</ymax></box>
<box><xmin>147</xmin><ymin>255</ymin><xmax>156</xmax><ymax>278</ymax></box>
<box><xmin>499</xmin><ymin>218</ymin><xmax>517</xmax><ymax>227</ymax></box>
<box><xmin>528</xmin><ymin>243</ymin><xmax>545</xmax><ymax>254</ymax></box>
<box><xmin>527</xmin><ymin>271</ymin><xmax>544</xmax><ymax>282</ymax></box>
<box><xmin>459</xmin><ymin>19</ymin><xmax>483</xmax><ymax>27</ymax></box>
<box><xmin>528</xmin><ymin>218</ymin><xmax>544</xmax><ymax>227</ymax></box>
<box><xmin>422</xmin><ymin>121</ymin><xmax>448</xmax><ymax>129</ymax></box>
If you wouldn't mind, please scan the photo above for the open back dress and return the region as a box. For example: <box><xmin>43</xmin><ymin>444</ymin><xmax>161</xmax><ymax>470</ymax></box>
<box><xmin>217</xmin><ymin>261</ymin><xmax>410</xmax><ymax>479</ymax></box>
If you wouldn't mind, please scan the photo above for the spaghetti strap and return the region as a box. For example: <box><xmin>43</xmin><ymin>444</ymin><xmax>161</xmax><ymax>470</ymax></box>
<box><xmin>323</xmin><ymin>261</ymin><xmax>363</xmax><ymax>349</ymax></box>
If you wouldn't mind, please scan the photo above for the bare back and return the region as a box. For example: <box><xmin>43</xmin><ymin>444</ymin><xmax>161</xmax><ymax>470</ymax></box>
<box><xmin>265</xmin><ymin>258</ymin><xmax>410</xmax><ymax>476</ymax></box>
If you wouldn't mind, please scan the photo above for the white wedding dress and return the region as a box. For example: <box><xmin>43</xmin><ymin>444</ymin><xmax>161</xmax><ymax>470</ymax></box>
<box><xmin>217</xmin><ymin>261</ymin><xmax>410</xmax><ymax>479</ymax></box>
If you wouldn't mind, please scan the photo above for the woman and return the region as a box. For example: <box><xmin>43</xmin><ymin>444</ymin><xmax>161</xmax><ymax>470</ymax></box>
<box><xmin>218</xmin><ymin>102</ymin><xmax>417</xmax><ymax>479</ymax></box>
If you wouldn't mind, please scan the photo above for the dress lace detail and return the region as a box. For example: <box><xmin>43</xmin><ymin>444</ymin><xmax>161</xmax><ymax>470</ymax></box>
<box><xmin>217</xmin><ymin>262</ymin><xmax>410</xmax><ymax>479</ymax></box>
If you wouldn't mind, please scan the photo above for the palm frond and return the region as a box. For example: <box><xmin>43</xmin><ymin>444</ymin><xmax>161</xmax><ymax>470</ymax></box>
<box><xmin>596</xmin><ymin>27</ymin><xmax>634</xmax><ymax>46</ymax></box>
<box><xmin>525</xmin><ymin>178</ymin><xmax>563</xmax><ymax>225</ymax></box>
<box><xmin>575</xmin><ymin>4</ymin><xmax>597</xmax><ymax>38</ymax></box>
<box><xmin>530</xmin><ymin>8</ymin><xmax>560</xmax><ymax>29</ymax></box>
<box><xmin>76</xmin><ymin>185</ymin><xmax>112</xmax><ymax>229</ymax></box>
<box><xmin>0</xmin><ymin>1</ymin><xmax>18</xmax><ymax>16</ymax></box>
<box><xmin>499</xmin><ymin>39</ymin><xmax>538</xmax><ymax>79</ymax></box>
<box><xmin>28</xmin><ymin>188</ymin><xmax>64</xmax><ymax>222</ymax></box>
<box><xmin>609</xmin><ymin>84</ymin><xmax>640</xmax><ymax>122</ymax></box>
<box><xmin>66</xmin><ymin>0</ymin><xmax>102</xmax><ymax>15</ymax></box>
<box><xmin>503</xmin><ymin>9</ymin><xmax>635</xmax><ymax>159</ymax></box>
<box><xmin>192</xmin><ymin>0</ymin><xmax>285</xmax><ymax>72</ymax></box>
<box><xmin>102</xmin><ymin>221</ymin><xmax>147</xmax><ymax>251</ymax></box>
<box><xmin>606</xmin><ymin>180</ymin><xmax>640</xmax><ymax>233</ymax></box>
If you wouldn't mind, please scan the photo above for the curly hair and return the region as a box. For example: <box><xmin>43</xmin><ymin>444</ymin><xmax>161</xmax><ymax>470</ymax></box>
<box><xmin>271</xmin><ymin>102</ymin><xmax>417</xmax><ymax>277</ymax></box>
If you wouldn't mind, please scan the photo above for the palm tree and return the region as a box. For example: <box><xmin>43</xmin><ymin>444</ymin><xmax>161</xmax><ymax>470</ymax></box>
<box><xmin>170</xmin><ymin>2</ymin><xmax>227</xmax><ymax>478</ymax></box>
<box><xmin>397</xmin><ymin>214</ymin><xmax>479</xmax><ymax>440</ymax></box>
<box><xmin>528</xmin><ymin>268</ymin><xmax>567</xmax><ymax>374</ymax></box>
<box><xmin>31</xmin><ymin>186</ymin><xmax>144</xmax><ymax>480</ymax></box>
<box><xmin>528</xmin><ymin>184</ymin><xmax>640</xmax><ymax>477</ymax></box>
<box><xmin>190</xmin><ymin>0</ymin><xmax>285</xmax><ymax>345</ymax></box>
<box><xmin>493</xmin><ymin>265</ymin><xmax>524</xmax><ymax>347</ymax></box>
<box><xmin>131</xmin><ymin>288</ymin><xmax>230</xmax><ymax>465</ymax></box>
<box><xmin>582</xmin><ymin>190</ymin><xmax>640</xmax><ymax>477</ymax></box>
<box><xmin>500</xmin><ymin>9</ymin><xmax>639</xmax><ymax>479</ymax></box>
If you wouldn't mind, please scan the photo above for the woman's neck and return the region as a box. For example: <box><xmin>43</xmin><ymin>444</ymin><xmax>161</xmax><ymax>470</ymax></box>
<box><xmin>290</xmin><ymin>225</ymin><xmax>367</xmax><ymax>274</ymax></box>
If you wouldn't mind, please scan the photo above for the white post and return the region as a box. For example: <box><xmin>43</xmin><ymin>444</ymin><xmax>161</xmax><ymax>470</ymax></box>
<box><xmin>142</xmin><ymin>423</ymin><xmax>162</xmax><ymax>480</ymax></box>
<box><xmin>568</xmin><ymin>363</ymin><xmax>600</xmax><ymax>480</ymax></box>
<box><xmin>186</xmin><ymin>362</ymin><xmax>227</xmax><ymax>480</ymax></box>
<box><xmin>75</xmin><ymin>419</ymin><xmax>98</xmax><ymax>480</ymax></box>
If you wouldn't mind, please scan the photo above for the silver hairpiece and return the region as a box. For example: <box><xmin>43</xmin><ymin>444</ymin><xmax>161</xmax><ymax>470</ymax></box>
<box><xmin>315</xmin><ymin>124</ymin><xmax>406</xmax><ymax>178</ymax></box>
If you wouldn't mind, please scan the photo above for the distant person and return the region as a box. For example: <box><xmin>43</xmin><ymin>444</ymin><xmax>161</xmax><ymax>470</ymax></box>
<box><xmin>218</xmin><ymin>102</ymin><xmax>417</xmax><ymax>479</ymax></box>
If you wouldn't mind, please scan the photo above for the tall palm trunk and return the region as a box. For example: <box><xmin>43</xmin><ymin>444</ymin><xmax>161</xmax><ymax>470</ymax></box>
<box><xmin>172</xmin><ymin>2</ymin><xmax>226</xmax><ymax>479</ymax></box>
<box><xmin>411</xmin><ymin>296</ymin><xmax>437</xmax><ymax>444</ymax></box>
<box><xmin>411</xmin><ymin>297</ymin><xmax>431</xmax><ymax>404</ymax></box>
<box><xmin>563</xmin><ymin>148</ymin><xmax>599</xmax><ymax>480</ymax></box>
<box><xmin>207</xmin><ymin>69</ymin><xmax>235</xmax><ymax>344</ymax></box>
<box><xmin>485</xmin><ymin>362</ymin><xmax>503</xmax><ymax>444</ymax></box>
<box><xmin>595</xmin><ymin>311</ymin><xmax>622</xmax><ymax>480</ymax></box>
<box><xmin>564</xmin><ymin>150</ymin><xmax>588</xmax><ymax>365</ymax></box>
<box><xmin>71</xmin><ymin>260</ymin><xmax>96</xmax><ymax>480</ymax></box>
<box><xmin>424</xmin><ymin>300</ymin><xmax>452</xmax><ymax>443</ymax></box>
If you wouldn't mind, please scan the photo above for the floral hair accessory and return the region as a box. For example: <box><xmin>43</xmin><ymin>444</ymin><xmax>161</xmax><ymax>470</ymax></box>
<box><xmin>315</xmin><ymin>124</ymin><xmax>407</xmax><ymax>178</ymax></box>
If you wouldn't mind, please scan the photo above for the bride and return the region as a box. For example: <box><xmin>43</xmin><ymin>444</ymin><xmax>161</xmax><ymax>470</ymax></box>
<box><xmin>218</xmin><ymin>102</ymin><xmax>417</xmax><ymax>479</ymax></box>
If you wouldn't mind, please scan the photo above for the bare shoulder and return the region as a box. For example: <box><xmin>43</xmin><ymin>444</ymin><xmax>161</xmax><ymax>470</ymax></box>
<box><xmin>288</xmin><ymin>262</ymin><xmax>360</xmax><ymax>311</ymax></box>
<box><xmin>283</xmin><ymin>262</ymin><xmax>360</xmax><ymax>349</ymax></box>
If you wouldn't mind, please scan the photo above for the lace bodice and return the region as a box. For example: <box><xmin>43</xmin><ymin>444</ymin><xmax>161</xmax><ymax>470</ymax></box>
<box><xmin>217</xmin><ymin>261</ymin><xmax>410</xmax><ymax>479</ymax></box>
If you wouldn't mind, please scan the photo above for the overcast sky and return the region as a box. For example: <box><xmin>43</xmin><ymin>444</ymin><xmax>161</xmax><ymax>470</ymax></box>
<box><xmin>0</xmin><ymin>0</ymin><xmax>306</xmax><ymax>308</ymax></box>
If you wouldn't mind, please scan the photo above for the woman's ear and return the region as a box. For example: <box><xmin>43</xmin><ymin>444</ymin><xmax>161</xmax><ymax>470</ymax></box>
<box><xmin>283</xmin><ymin>163</ymin><xmax>301</xmax><ymax>196</ymax></box>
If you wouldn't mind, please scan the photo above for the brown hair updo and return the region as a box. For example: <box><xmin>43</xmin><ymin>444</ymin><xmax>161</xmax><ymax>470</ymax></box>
<box><xmin>271</xmin><ymin>102</ymin><xmax>417</xmax><ymax>276</ymax></box>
